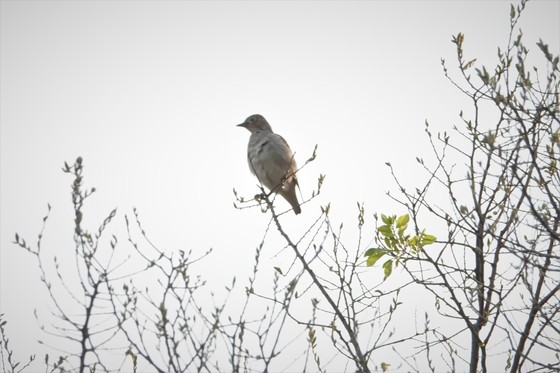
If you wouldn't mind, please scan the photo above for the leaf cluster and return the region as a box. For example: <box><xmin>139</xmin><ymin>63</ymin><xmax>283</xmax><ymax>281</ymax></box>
<box><xmin>364</xmin><ymin>214</ymin><xmax>436</xmax><ymax>280</ymax></box>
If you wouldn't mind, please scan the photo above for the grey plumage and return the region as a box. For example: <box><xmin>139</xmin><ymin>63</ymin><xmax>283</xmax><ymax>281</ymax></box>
<box><xmin>237</xmin><ymin>114</ymin><xmax>301</xmax><ymax>215</ymax></box>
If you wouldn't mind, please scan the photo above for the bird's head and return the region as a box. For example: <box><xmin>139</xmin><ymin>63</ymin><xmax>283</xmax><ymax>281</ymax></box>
<box><xmin>237</xmin><ymin>114</ymin><xmax>272</xmax><ymax>133</ymax></box>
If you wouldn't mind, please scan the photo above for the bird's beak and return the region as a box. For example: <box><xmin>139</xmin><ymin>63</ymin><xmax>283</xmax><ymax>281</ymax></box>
<box><xmin>237</xmin><ymin>122</ymin><xmax>247</xmax><ymax>128</ymax></box>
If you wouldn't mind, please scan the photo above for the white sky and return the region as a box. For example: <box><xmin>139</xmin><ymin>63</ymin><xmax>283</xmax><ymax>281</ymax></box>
<box><xmin>1</xmin><ymin>0</ymin><xmax>559</xmax><ymax>371</ymax></box>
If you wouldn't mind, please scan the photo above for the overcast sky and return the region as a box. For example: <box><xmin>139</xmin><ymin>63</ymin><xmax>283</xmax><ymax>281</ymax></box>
<box><xmin>1</xmin><ymin>0</ymin><xmax>559</xmax><ymax>370</ymax></box>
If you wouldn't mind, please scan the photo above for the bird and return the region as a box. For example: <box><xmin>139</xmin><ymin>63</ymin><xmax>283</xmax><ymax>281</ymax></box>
<box><xmin>237</xmin><ymin>114</ymin><xmax>301</xmax><ymax>215</ymax></box>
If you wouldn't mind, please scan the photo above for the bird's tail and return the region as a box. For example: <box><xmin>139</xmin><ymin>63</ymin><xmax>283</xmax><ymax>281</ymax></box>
<box><xmin>280</xmin><ymin>184</ymin><xmax>301</xmax><ymax>215</ymax></box>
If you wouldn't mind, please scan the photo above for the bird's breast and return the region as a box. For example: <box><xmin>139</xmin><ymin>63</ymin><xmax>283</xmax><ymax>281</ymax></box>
<box><xmin>247</xmin><ymin>135</ymin><xmax>270</xmax><ymax>175</ymax></box>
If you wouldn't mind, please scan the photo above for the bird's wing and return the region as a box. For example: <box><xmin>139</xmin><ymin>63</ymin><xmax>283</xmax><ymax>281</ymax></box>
<box><xmin>258</xmin><ymin>134</ymin><xmax>297</xmax><ymax>189</ymax></box>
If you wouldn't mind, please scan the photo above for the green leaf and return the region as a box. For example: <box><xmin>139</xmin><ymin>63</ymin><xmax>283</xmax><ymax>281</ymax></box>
<box><xmin>397</xmin><ymin>226</ymin><xmax>407</xmax><ymax>238</ymax></box>
<box><xmin>365</xmin><ymin>248</ymin><xmax>386</xmax><ymax>267</ymax></box>
<box><xmin>382</xmin><ymin>260</ymin><xmax>393</xmax><ymax>280</ymax></box>
<box><xmin>422</xmin><ymin>234</ymin><xmax>437</xmax><ymax>246</ymax></box>
<box><xmin>378</xmin><ymin>225</ymin><xmax>393</xmax><ymax>238</ymax></box>
<box><xmin>381</xmin><ymin>214</ymin><xmax>392</xmax><ymax>225</ymax></box>
<box><xmin>396</xmin><ymin>214</ymin><xmax>410</xmax><ymax>229</ymax></box>
<box><xmin>384</xmin><ymin>237</ymin><xmax>393</xmax><ymax>249</ymax></box>
<box><xmin>274</xmin><ymin>267</ymin><xmax>283</xmax><ymax>275</ymax></box>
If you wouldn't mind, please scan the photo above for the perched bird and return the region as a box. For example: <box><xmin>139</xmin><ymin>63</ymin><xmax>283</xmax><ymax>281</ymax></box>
<box><xmin>237</xmin><ymin>114</ymin><xmax>301</xmax><ymax>215</ymax></box>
